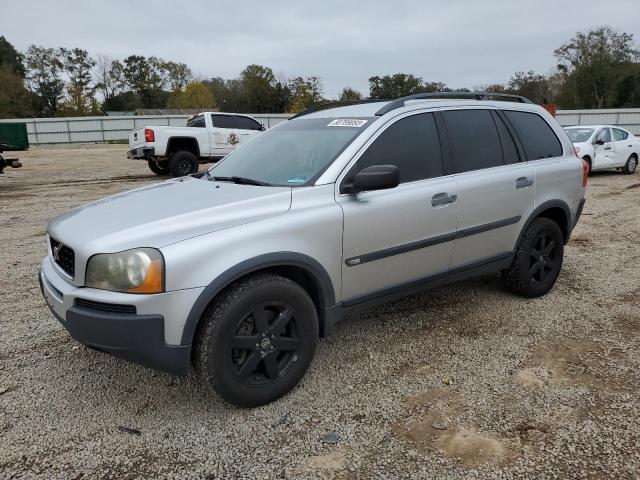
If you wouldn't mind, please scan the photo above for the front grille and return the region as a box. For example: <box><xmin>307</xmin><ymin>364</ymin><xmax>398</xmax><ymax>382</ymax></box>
<box><xmin>50</xmin><ymin>237</ymin><xmax>75</xmax><ymax>278</ymax></box>
<box><xmin>75</xmin><ymin>298</ymin><xmax>137</xmax><ymax>315</ymax></box>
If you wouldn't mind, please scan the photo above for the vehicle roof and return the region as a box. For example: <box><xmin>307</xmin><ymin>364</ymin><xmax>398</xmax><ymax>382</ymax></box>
<box><xmin>565</xmin><ymin>125</ymin><xmax>627</xmax><ymax>129</ymax></box>
<box><xmin>300</xmin><ymin>99</ymin><xmax>547</xmax><ymax>119</ymax></box>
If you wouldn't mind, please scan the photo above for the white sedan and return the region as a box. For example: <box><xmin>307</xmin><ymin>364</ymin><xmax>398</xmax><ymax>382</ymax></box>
<box><xmin>564</xmin><ymin>125</ymin><xmax>638</xmax><ymax>175</ymax></box>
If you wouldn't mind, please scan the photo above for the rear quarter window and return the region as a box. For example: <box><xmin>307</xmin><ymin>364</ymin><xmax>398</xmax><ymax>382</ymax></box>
<box><xmin>504</xmin><ymin>111</ymin><xmax>563</xmax><ymax>160</ymax></box>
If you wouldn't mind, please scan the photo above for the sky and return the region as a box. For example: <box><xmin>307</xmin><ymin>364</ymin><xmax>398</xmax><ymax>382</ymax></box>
<box><xmin>3</xmin><ymin>0</ymin><xmax>640</xmax><ymax>98</ymax></box>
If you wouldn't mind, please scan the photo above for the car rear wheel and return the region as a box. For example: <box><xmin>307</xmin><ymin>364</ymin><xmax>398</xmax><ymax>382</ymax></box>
<box><xmin>622</xmin><ymin>155</ymin><xmax>637</xmax><ymax>175</ymax></box>
<box><xmin>502</xmin><ymin>217</ymin><xmax>564</xmax><ymax>298</ymax></box>
<box><xmin>169</xmin><ymin>151</ymin><xmax>198</xmax><ymax>177</ymax></box>
<box><xmin>195</xmin><ymin>273</ymin><xmax>318</xmax><ymax>407</ymax></box>
<box><xmin>147</xmin><ymin>159</ymin><xmax>170</xmax><ymax>175</ymax></box>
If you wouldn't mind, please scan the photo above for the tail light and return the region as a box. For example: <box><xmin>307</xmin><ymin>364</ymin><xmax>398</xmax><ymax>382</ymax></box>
<box><xmin>144</xmin><ymin>129</ymin><xmax>155</xmax><ymax>143</ymax></box>
<box><xmin>581</xmin><ymin>159</ymin><xmax>589</xmax><ymax>187</ymax></box>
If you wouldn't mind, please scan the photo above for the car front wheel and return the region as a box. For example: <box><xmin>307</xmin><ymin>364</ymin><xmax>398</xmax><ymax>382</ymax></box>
<box><xmin>195</xmin><ymin>273</ymin><xmax>318</xmax><ymax>407</ymax></box>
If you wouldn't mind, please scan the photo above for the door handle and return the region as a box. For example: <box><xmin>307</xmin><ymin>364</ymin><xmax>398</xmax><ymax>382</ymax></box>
<box><xmin>431</xmin><ymin>192</ymin><xmax>457</xmax><ymax>207</ymax></box>
<box><xmin>604</xmin><ymin>147</ymin><xmax>612</xmax><ymax>150</ymax></box>
<box><xmin>516</xmin><ymin>177</ymin><xmax>534</xmax><ymax>189</ymax></box>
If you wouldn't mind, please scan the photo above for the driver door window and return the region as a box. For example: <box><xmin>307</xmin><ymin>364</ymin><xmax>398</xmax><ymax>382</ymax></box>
<box><xmin>347</xmin><ymin>113</ymin><xmax>443</xmax><ymax>183</ymax></box>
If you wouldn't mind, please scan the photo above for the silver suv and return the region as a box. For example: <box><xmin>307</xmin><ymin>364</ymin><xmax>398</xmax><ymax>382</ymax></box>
<box><xmin>40</xmin><ymin>93</ymin><xmax>587</xmax><ymax>407</ymax></box>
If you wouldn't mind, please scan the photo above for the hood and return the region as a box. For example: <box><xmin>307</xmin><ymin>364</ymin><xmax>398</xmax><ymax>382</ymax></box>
<box><xmin>47</xmin><ymin>176</ymin><xmax>292</xmax><ymax>253</ymax></box>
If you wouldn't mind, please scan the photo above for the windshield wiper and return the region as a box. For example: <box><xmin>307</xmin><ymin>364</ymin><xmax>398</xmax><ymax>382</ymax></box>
<box><xmin>212</xmin><ymin>176</ymin><xmax>271</xmax><ymax>186</ymax></box>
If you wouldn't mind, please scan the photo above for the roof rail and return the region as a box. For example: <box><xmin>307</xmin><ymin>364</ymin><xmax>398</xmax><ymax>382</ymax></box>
<box><xmin>374</xmin><ymin>92</ymin><xmax>534</xmax><ymax>116</ymax></box>
<box><xmin>289</xmin><ymin>99</ymin><xmax>389</xmax><ymax>120</ymax></box>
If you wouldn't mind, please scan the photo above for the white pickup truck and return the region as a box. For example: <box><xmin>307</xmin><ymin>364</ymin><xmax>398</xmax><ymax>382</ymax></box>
<box><xmin>128</xmin><ymin>112</ymin><xmax>266</xmax><ymax>176</ymax></box>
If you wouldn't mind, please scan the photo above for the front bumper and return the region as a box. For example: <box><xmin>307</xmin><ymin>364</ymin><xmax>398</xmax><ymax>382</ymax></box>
<box><xmin>39</xmin><ymin>257</ymin><xmax>203</xmax><ymax>376</ymax></box>
<box><xmin>127</xmin><ymin>147</ymin><xmax>155</xmax><ymax>159</ymax></box>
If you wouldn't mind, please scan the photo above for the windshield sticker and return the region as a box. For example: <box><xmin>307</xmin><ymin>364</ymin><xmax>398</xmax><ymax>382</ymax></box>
<box><xmin>327</xmin><ymin>119</ymin><xmax>368</xmax><ymax>128</ymax></box>
<box><xmin>287</xmin><ymin>176</ymin><xmax>307</xmax><ymax>184</ymax></box>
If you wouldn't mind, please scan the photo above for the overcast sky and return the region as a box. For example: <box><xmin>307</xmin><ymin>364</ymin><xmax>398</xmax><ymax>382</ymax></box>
<box><xmin>3</xmin><ymin>0</ymin><xmax>639</xmax><ymax>98</ymax></box>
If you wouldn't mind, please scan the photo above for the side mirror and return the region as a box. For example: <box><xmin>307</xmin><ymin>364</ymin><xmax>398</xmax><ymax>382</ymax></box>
<box><xmin>343</xmin><ymin>165</ymin><xmax>400</xmax><ymax>194</ymax></box>
<box><xmin>260</xmin><ymin>125</ymin><xmax>267</xmax><ymax>131</ymax></box>
<box><xmin>594</xmin><ymin>139</ymin><xmax>605</xmax><ymax>145</ymax></box>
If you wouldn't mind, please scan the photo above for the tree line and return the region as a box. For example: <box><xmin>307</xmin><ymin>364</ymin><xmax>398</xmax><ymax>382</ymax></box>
<box><xmin>0</xmin><ymin>26</ymin><xmax>639</xmax><ymax>119</ymax></box>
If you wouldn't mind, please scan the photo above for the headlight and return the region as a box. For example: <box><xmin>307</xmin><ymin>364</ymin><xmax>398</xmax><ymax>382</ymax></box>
<box><xmin>86</xmin><ymin>248</ymin><xmax>164</xmax><ymax>294</ymax></box>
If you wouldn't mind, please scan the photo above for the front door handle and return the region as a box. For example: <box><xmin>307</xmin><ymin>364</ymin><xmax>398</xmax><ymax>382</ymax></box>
<box><xmin>431</xmin><ymin>192</ymin><xmax>457</xmax><ymax>207</ymax></box>
<box><xmin>604</xmin><ymin>146</ymin><xmax>612</xmax><ymax>150</ymax></box>
<box><xmin>516</xmin><ymin>177</ymin><xmax>534</xmax><ymax>189</ymax></box>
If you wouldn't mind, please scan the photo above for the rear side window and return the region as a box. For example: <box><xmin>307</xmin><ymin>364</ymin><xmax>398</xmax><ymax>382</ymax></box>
<box><xmin>354</xmin><ymin>113</ymin><xmax>443</xmax><ymax>183</ymax></box>
<box><xmin>235</xmin><ymin>116</ymin><xmax>262</xmax><ymax>131</ymax></box>
<box><xmin>443</xmin><ymin>110</ymin><xmax>504</xmax><ymax>173</ymax></box>
<box><xmin>504</xmin><ymin>111</ymin><xmax>563</xmax><ymax>160</ymax></box>
<box><xmin>187</xmin><ymin>115</ymin><xmax>205</xmax><ymax>128</ymax></box>
<box><xmin>612</xmin><ymin>128</ymin><xmax>628</xmax><ymax>141</ymax></box>
<box><xmin>211</xmin><ymin>115</ymin><xmax>236</xmax><ymax>129</ymax></box>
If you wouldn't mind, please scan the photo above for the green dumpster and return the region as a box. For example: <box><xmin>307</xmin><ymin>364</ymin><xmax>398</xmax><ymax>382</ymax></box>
<box><xmin>0</xmin><ymin>123</ymin><xmax>29</xmax><ymax>150</ymax></box>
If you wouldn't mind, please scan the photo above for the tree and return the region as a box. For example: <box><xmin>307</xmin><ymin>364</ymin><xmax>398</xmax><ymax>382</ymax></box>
<box><xmin>369</xmin><ymin>74</ymin><xmax>448</xmax><ymax>99</ymax></box>
<box><xmin>59</xmin><ymin>48</ymin><xmax>96</xmax><ymax>115</ymax></box>
<box><xmin>167</xmin><ymin>81</ymin><xmax>216</xmax><ymax>109</ymax></box>
<box><xmin>0</xmin><ymin>36</ymin><xmax>25</xmax><ymax>76</ymax></box>
<box><xmin>0</xmin><ymin>65</ymin><xmax>34</xmax><ymax>118</ymax></box>
<box><xmin>554</xmin><ymin>27</ymin><xmax>639</xmax><ymax>108</ymax></box>
<box><xmin>164</xmin><ymin>61</ymin><xmax>192</xmax><ymax>92</ymax></box>
<box><xmin>240</xmin><ymin>64</ymin><xmax>278</xmax><ymax>112</ymax></box>
<box><xmin>123</xmin><ymin>55</ymin><xmax>167</xmax><ymax>108</ymax></box>
<box><xmin>339</xmin><ymin>87</ymin><xmax>363</xmax><ymax>101</ymax></box>
<box><xmin>24</xmin><ymin>45</ymin><xmax>65</xmax><ymax>116</ymax></box>
<box><xmin>506</xmin><ymin>71</ymin><xmax>552</xmax><ymax>103</ymax></box>
<box><xmin>95</xmin><ymin>55</ymin><xmax>125</xmax><ymax>102</ymax></box>
<box><xmin>286</xmin><ymin>76</ymin><xmax>323</xmax><ymax>112</ymax></box>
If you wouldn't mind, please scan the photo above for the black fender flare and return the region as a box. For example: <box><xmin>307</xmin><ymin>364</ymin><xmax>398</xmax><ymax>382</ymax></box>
<box><xmin>516</xmin><ymin>200</ymin><xmax>572</xmax><ymax>248</ymax></box>
<box><xmin>167</xmin><ymin>136</ymin><xmax>200</xmax><ymax>158</ymax></box>
<box><xmin>180</xmin><ymin>252</ymin><xmax>337</xmax><ymax>345</ymax></box>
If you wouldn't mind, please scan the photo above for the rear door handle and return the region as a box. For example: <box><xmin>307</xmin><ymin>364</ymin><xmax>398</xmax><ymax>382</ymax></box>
<box><xmin>431</xmin><ymin>192</ymin><xmax>457</xmax><ymax>207</ymax></box>
<box><xmin>516</xmin><ymin>177</ymin><xmax>534</xmax><ymax>189</ymax></box>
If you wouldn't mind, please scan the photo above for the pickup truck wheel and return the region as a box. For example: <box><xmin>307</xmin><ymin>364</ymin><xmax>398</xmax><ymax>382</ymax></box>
<box><xmin>169</xmin><ymin>151</ymin><xmax>198</xmax><ymax>177</ymax></box>
<box><xmin>502</xmin><ymin>217</ymin><xmax>564</xmax><ymax>298</ymax></box>
<box><xmin>195</xmin><ymin>273</ymin><xmax>318</xmax><ymax>407</ymax></box>
<box><xmin>147</xmin><ymin>159</ymin><xmax>170</xmax><ymax>175</ymax></box>
<box><xmin>622</xmin><ymin>154</ymin><xmax>637</xmax><ymax>175</ymax></box>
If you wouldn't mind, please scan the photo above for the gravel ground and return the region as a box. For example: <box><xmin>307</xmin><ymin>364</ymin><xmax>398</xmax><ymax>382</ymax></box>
<box><xmin>1</xmin><ymin>147</ymin><xmax>639</xmax><ymax>479</ymax></box>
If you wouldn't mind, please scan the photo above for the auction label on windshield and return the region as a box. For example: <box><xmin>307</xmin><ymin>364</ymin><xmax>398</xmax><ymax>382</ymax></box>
<box><xmin>327</xmin><ymin>119</ymin><xmax>368</xmax><ymax>127</ymax></box>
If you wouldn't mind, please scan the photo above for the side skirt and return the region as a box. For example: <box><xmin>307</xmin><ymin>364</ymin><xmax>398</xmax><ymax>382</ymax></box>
<box><xmin>323</xmin><ymin>252</ymin><xmax>514</xmax><ymax>333</ymax></box>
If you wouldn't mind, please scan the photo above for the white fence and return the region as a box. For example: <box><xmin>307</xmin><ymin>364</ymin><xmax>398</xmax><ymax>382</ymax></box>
<box><xmin>555</xmin><ymin>108</ymin><xmax>640</xmax><ymax>135</ymax></box>
<box><xmin>1</xmin><ymin>108</ymin><xmax>640</xmax><ymax>146</ymax></box>
<box><xmin>0</xmin><ymin>114</ymin><xmax>292</xmax><ymax>146</ymax></box>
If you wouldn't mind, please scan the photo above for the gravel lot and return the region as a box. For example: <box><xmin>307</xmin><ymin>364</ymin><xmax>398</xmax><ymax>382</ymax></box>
<box><xmin>1</xmin><ymin>146</ymin><xmax>639</xmax><ymax>479</ymax></box>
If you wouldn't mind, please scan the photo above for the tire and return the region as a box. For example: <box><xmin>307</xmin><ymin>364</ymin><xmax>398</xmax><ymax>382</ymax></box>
<box><xmin>147</xmin><ymin>159</ymin><xmax>170</xmax><ymax>176</ymax></box>
<box><xmin>168</xmin><ymin>151</ymin><xmax>198</xmax><ymax>177</ymax></box>
<box><xmin>583</xmin><ymin>156</ymin><xmax>592</xmax><ymax>175</ymax></box>
<box><xmin>622</xmin><ymin>155</ymin><xmax>637</xmax><ymax>175</ymax></box>
<box><xmin>194</xmin><ymin>273</ymin><xmax>318</xmax><ymax>407</ymax></box>
<box><xmin>502</xmin><ymin>217</ymin><xmax>564</xmax><ymax>298</ymax></box>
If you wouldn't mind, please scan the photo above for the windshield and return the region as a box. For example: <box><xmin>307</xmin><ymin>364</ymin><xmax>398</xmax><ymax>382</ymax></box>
<box><xmin>565</xmin><ymin>128</ymin><xmax>594</xmax><ymax>143</ymax></box>
<box><xmin>208</xmin><ymin>117</ymin><xmax>374</xmax><ymax>186</ymax></box>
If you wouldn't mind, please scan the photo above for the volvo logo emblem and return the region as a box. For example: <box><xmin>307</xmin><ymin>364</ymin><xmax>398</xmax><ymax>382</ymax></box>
<box><xmin>52</xmin><ymin>243</ymin><xmax>62</xmax><ymax>262</ymax></box>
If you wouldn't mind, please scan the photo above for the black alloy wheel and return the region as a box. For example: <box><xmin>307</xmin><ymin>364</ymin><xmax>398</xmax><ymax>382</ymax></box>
<box><xmin>229</xmin><ymin>302</ymin><xmax>302</xmax><ymax>386</ymax></box>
